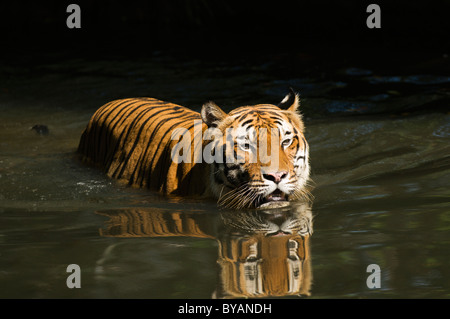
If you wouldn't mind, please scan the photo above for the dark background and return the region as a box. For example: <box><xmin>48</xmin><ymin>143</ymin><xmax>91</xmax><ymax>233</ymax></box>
<box><xmin>1</xmin><ymin>1</ymin><xmax>449</xmax><ymax>63</ymax></box>
<box><xmin>0</xmin><ymin>1</ymin><xmax>449</xmax><ymax>117</ymax></box>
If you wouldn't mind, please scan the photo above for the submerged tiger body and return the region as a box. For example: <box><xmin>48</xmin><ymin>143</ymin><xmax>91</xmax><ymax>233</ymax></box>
<box><xmin>78</xmin><ymin>91</ymin><xmax>311</xmax><ymax>208</ymax></box>
<box><xmin>78</xmin><ymin>97</ymin><xmax>207</xmax><ymax>196</ymax></box>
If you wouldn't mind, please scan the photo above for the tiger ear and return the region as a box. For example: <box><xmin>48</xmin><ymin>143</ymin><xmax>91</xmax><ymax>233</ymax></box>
<box><xmin>201</xmin><ymin>101</ymin><xmax>227</xmax><ymax>127</ymax></box>
<box><xmin>278</xmin><ymin>88</ymin><xmax>300</xmax><ymax>112</ymax></box>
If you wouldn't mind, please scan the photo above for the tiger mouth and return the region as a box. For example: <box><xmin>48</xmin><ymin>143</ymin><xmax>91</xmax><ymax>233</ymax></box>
<box><xmin>257</xmin><ymin>189</ymin><xmax>289</xmax><ymax>209</ymax></box>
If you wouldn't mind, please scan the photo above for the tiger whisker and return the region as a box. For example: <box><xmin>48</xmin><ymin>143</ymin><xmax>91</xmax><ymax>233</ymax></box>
<box><xmin>227</xmin><ymin>187</ymin><xmax>254</xmax><ymax>209</ymax></box>
<box><xmin>290</xmin><ymin>182</ymin><xmax>314</xmax><ymax>203</ymax></box>
<box><xmin>221</xmin><ymin>184</ymin><xmax>263</xmax><ymax>209</ymax></box>
<box><xmin>217</xmin><ymin>184</ymin><xmax>246</xmax><ymax>203</ymax></box>
<box><xmin>218</xmin><ymin>183</ymin><xmax>251</xmax><ymax>208</ymax></box>
<box><xmin>237</xmin><ymin>189</ymin><xmax>263</xmax><ymax>209</ymax></box>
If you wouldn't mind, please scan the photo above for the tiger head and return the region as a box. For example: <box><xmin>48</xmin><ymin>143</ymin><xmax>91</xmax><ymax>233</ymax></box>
<box><xmin>201</xmin><ymin>90</ymin><xmax>311</xmax><ymax>209</ymax></box>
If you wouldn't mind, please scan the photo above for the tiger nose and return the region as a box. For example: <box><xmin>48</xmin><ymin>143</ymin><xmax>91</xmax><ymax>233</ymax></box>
<box><xmin>262</xmin><ymin>171</ymin><xmax>288</xmax><ymax>184</ymax></box>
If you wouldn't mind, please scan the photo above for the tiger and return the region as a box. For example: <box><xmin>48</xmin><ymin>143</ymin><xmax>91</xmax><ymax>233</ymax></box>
<box><xmin>77</xmin><ymin>89</ymin><xmax>311</xmax><ymax>209</ymax></box>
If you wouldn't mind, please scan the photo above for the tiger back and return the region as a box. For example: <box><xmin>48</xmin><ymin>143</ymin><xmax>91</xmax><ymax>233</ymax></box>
<box><xmin>78</xmin><ymin>97</ymin><xmax>208</xmax><ymax>196</ymax></box>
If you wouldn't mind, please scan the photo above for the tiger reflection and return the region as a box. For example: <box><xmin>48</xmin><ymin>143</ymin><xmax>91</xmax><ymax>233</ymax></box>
<box><xmin>97</xmin><ymin>202</ymin><xmax>313</xmax><ymax>298</ymax></box>
<box><xmin>216</xmin><ymin>204</ymin><xmax>312</xmax><ymax>298</ymax></box>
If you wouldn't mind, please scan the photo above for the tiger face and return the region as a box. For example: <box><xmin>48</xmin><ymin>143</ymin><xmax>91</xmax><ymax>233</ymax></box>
<box><xmin>201</xmin><ymin>90</ymin><xmax>310</xmax><ymax>209</ymax></box>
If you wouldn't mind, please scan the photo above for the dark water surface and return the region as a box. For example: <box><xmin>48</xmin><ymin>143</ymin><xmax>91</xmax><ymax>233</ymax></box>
<box><xmin>1</xmin><ymin>51</ymin><xmax>449</xmax><ymax>299</ymax></box>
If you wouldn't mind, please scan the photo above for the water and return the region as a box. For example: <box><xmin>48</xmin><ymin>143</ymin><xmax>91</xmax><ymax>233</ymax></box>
<box><xmin>1</xmin><ymin>51</ymin><xmax>450</xmax><ymax>299</ymax></box>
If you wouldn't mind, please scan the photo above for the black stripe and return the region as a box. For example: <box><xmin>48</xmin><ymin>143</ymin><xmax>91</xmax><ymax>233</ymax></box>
<box><xmin>100</xmin><ymin>99</ymin><xmax>149</xmax><ymax>164</ymax></box>
<box><xmin>302</xmin><ymin>137</ymin><xmax>307</xmax><ymax>152</ymax></box>
<box><xmin>241</xmin><ymin>119</ymin><xmax>253</xmax><ymax>127</ymax></box>
<box><xmin>252</xmin><ymin>105</ymin><xmax>277</xmax><ymax>110</ymax></box>
<box><xmin>106</xmin><ymin>104</ymin><xmax>184</xmax><ymax>171</ymax></box>
<box><xmin>103</xmin><ymin>103</ymin><xmax>151</xmax><ymax>169</ymax></box>
<box><xmin>94</xmin><ymin>99</ymin><xmax>123</xmax><ymax>122</ymax></box>
<box><xmin>115</xmin><ymin>107</ymin><xmax>188</xmax><ymax>180</ymax></box>
<box><xmin>261</xmin><ymin>110</ymin><xmax>279</xmax><ymax>117</ymax></box>
<box><xmin>131</xmin><ymin>110</ymin><xmax>197</xmax><ymax>186</ymax></box>
<box><xmin>103</xmin><ymin>101</ymin><xmax>150</xmax><ymax>149</ymax></box>
<box><xmin>104</xmin><ymin>105</ymin><xmax>149</xmax><ymax>169</ymax></box>
<box><xmin>152</xmin><ymin>115</ymin><xmax>200</xmax><ymax>180</ymax></box>
<box><xmin>232</xmin><ymin>109</ymin><xmax>255</xmax><ymax>116</ymax></box>
<box><xmin>103</xmin><ymin>100</ymin><xmax>166</xmax><ymax>168</ymax></box>
<box><xmin>92</xmin><ymin>100</ymin><xmax>124</xmax><ymax>160</ymax></box>
<box><xmin>212</xmin><ymin>162</ymin><xmax>224</xmax><ymax>185</ymax></box>
<box><xmin>135</xmin><ymin>113</ymin><xmax>199</xmax><ymax>187</ymax></box>
<box><xmin>237</xmin><ymin>113</ymin><xmax>250</xmax><ymax>122</ymax></box>
<box><xmin>293</xmin><ymin>136</ymin><xmax>300</xmax><ymax>155</ymax></box>
<box><xmin>110</xmin><ymin>106</ymin><xmax>161</xmax><ymax>178</ymax></box>
<box><xmin>129</xmin><ymin>106</ymin><xmax>190</xmax><ymax>181</ymax></box>
<box><xmin>153</xmin><ymin>118</ymin><xmax>200</xmax><ymax>189</ymax></box>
